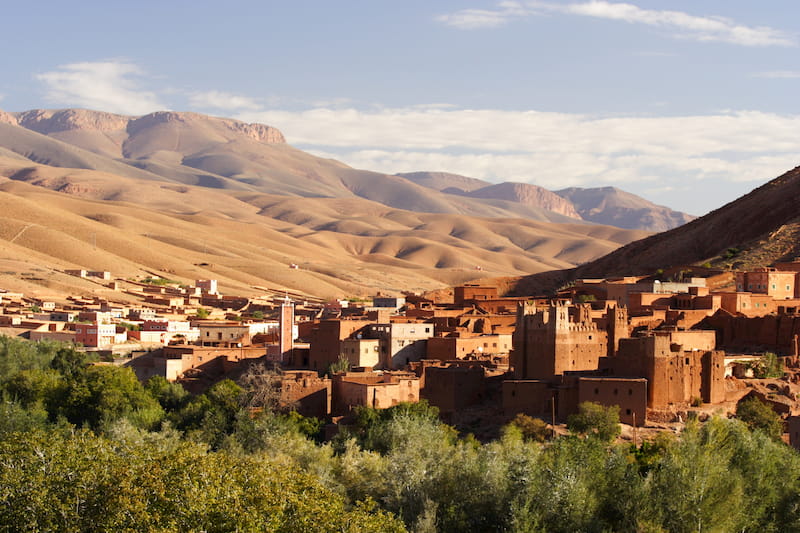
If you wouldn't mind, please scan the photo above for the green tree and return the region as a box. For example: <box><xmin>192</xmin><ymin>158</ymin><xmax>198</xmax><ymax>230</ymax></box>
<box><xmin>328</xmin><ymin>354</ymin><xmax>352</xmax><ymax>375</ymax></box>
<box><xmin>736</xmin><ymin>397</ymin><xmax>783</xmax><ymax>441</ymax></box>
<box><xmin>145</xmin><ymin>375</ymin><xmax>189</xmax><ymax>412</ymax></box>
<box><xmin>567</xmin><ymin>402</ymin><xmax>621</xmax><ymax>442</ymax></box>
<box><xmin>58</xmin><ymin>365</ymin><xmax>164</xmax><ymax>431</ymax></box>
<box><xmin>195</xmin><ymin>307</ymin><xmax>210</xmax><ymax>319</ymax></box>
<box><xmin>508</xmin><ymin>413</ymin><xmax>551</xmax><ymax>442</ymax></box>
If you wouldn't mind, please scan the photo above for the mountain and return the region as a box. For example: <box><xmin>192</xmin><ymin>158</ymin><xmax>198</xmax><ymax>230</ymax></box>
<box><xmin>3</xmin><ymin>109</ymin><xmax>581</xmax><ymax>224</ymax></box>
<box><xmin>507</xmin><ymin>165</ymin><xmax>800</xmax><ymax>296</ymax></box>
<box><xmin>0</xmin><ymin>109</ymin><xmax>650</xmax><ymax>299</ymax></box>
<box><xmin>555</xmin><ymin>186</ymin><xmax>695</xmax><ymax>232</ymax></box>
<box><xmin>396</xmin><ymin>171</ymin><xmax>490</xmax><ymax>194</ymax></box>
<box><xmin>396</xmin><ymin>170</ymin><xmax>693</xmax><ymax>232</ymax></box>
<box><xmin>460</xmin><ymin>182</ymin><xmax>581</xmax><ymax>220</ymax></box>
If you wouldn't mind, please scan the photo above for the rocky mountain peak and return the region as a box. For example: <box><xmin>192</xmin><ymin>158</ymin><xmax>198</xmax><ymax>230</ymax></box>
<box><xmin>16</xmin><ymin>109</ymin><xmax>129</xmax><ymax>133</ymax></box>
<box><xmin>0</xmin><ymin>109</ymin><xmax>18</xmax><ymax>125</ymax></box>
<box><xmin>126</xmin><ymin>111</ymin><xmax>285</xmax><ymax>144</ymax></box>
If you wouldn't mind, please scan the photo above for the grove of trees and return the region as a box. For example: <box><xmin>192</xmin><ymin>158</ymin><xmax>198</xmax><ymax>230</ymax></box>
<box><xmin>1</xmin><ymin>336</ymin><xmax>800</xmax><ymax>532</ymax></box>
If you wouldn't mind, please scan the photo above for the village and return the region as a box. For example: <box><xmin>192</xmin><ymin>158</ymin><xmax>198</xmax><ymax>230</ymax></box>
<box><xmin>5</xmin><ymin>261</ymin><xmax>800</xmax><ymax>445</ymax></box>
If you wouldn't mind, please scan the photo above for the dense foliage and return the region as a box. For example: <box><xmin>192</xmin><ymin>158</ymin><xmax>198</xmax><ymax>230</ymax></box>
<box><xmin>2</xmin><ymin>336</ymin><xmax>800</xmax><ymax>532</ymax></box>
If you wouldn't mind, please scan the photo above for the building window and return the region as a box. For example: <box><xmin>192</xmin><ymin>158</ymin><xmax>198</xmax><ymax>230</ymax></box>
<box><xmin>685</xmin><ymin>357</ymin><xmax>690</xmax><ymax>365</ymax></box>
<box><xmin>425</xmin><ymin>327</ymin><xmax>430</xmax><ymax>333</ymax></box>
<box><xmin>594</xmin><ymin>388</ymin><xmax>599</xmax><ymax>395</ymax></box>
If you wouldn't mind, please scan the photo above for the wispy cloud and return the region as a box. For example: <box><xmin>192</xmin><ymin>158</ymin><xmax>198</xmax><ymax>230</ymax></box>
<box><xmin>438</xmin><ymin>1</ymin><xmax>795</xmax><ymax>47</ymax></box>
<box><xmin>436</xmin><ymin>1</ymin><xmax>529</xmax><ymax>29</ymax></box>
<box><xmin>36</xmin><ymin>61</ymin><xmax>166</xmax><ymax>115</ymax></box>
<box><xmin>752</xmin><ymin>70</ymin><xmax>800</xmax><ymax>79</ymax></box>
<box><xmin>241</xmin><ymin>105</ymin><xmax>800</xmax><ymax>211</ymax></box>
<box><xmin>563</xmin><ymin>1</ymin><xmax>794</xmax><ymax>47</ymax></box>
<box><xmin>189</xmin><ymin>90</ymin><xmax>262</xmax><ymax>112</ymax></box>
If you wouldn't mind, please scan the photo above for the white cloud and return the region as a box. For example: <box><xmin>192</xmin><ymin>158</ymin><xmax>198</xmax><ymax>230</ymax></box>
<box><xmin>188</xmin><ymin>90</ymin><xmax>262</xmax><ymax>112</ymax></box>
<box><xmin>436</xmin><ymin>1</ymin><xmax>529</xmax><ymax>29</ymax></box>
<box><xmin>240</xmin><ymin>105</ymin><xmax>800</xmax><ymax>210</ymax></box>
<box><xmin>752</xmin><ymin>70</ymin><xmax>800</xmax><ymax>79</ymax></box>
<box><xmin>562</xmin><ymin>1</ymin><xmax>794</xmax><ymax>47</ymax></box>
<box><xmin>35</xmin><ymin>61</ymin><xmax>166</xmax><ymax>115</ymax></box>
<box><xmin>439</xmin><ymin>1</ymin><xmax>794</xmax><ymax>47</ymax></box>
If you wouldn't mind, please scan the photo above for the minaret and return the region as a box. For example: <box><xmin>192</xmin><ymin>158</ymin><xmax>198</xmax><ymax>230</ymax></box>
<box><xmin>279</xmin><ymin>296</ymin><xmax>294</xmax><ymax>363</ymax></box>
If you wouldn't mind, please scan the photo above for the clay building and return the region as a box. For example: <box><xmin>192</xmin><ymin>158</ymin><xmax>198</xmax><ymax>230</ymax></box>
<box><xmin>576</xmin><ymin>377</ymin><xmax>647</xmax><ymax>426</ymax></box>
<box><xmin>454</xmin><ymin>284</ymin><xmax>498</xmax><ymax>305</ymax></box>
<box><xmin>363</xmin><ymin>322</ymin><xmax>434</xmax><ymax>369</ymax></box>
<box><xmin>340</xmin><ymin>338</ymin><xmax>381</xmax><ymax>368</ymax></box>
<box><xmin>75</xmin><ymin>322</ymin><xmax>123</xmax><ymax>348</ymax></box>
<box><xmin>703</xmin><ymin>309</ymin><xmax>800</xmax><ymax>354</ymax></box>
<box><xmin>736</xmin><ymin>268</ymin><xmax>796</xmax><ymax>300</ymax></box>
<box><xmin>507</xmin><ymin>301</ymin><xmax>725</xmax><ymax>423</ymax></box>
<box><xmin>512</xmin><ymin>302</ymin><xmax>610</xmax><ymax>380</ymax></box>
<box><xmin>278</xmin><ymin>370</ymin><xmax>331</xmax><ymax>418</ymax></box>
<box><xmin>421</xmin><ymin>365</ymin><xmax>486</xmax><ymax>414</ymax></box>
<box><xmin>503</xmin><ymin>380</ymin><xmax>553</xmax><ymax>417</ymax></box>
<box><xmin>331</xmin><ymin>371</ymin><xmax>420</xmax><ymax>414</ymax></box>
<box><xmin>603</xmin><ymin>333</ymin><xmax>725</xmax><ymax>408</ymax></box>
<box><xmin>308</xmin><ymin>319</ymin><xmax>373</xmax><ymax>371</ymax></box>
<box><xmin>426</xmin><ymin>334</ymin><xmax>512</xmax><ymax>361</ymax></box>
<box><xmin>197</xmin><ymin>322</ymin><xmax>251</xmax><ymax>347</ymax></box>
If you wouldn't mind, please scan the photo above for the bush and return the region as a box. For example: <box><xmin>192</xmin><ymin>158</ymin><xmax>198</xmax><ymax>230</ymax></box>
<box><xmin>508</xmin><ymin>413</ymin><xmax>551</xmax><ymax>442</ymax></box>
<box><xmin>567</xmin><ymin>402</ymin><xmax>620</xmax><ymax>442</ymax></box>
<box><xmin>736</xmin><ymin>397</ymin><xmax>783</xmax><ymax>441</ymax></box>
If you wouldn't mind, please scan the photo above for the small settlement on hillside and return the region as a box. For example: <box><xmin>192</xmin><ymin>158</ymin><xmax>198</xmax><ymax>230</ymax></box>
<box><xmin>7</xmin><ymin>262</ymin><xmax>800</xmax><ymax>443</ymax></box>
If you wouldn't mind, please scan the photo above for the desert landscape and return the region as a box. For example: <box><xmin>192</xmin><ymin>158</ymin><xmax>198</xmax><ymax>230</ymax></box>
<box><xmin>0</xmin><ymin>108</ymin><xmax>667</xmax><ymax>300</ymax></box>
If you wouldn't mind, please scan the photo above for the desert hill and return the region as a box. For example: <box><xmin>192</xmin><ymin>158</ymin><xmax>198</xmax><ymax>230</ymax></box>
<box><xmin>397</xmin><ymin>171</ymin><xmax>490</xmax><ymax>194</ymax></box>
<box><xmin>506</xmin><ymin>165</ymin><xmax>800</xmax><ymax>296</ymax></box>
<box><xmin>556</xmin><ymin>186</ymin><xmax>696</xmax><ymax>232</ymax></box>
<box><xmin>1</xmin><ymin>109</ymin><xmax>582</xmax><ymax>224</ymax></box>
<box><xmin>0</xmin><ymin>151</ymin><xmax>648</xmax><ymax>299</ymax></box>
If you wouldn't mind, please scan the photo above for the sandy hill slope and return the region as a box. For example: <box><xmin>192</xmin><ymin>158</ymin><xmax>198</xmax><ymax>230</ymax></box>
<box><xmin>2</xmin><ymin>109</ymin><xmax>582</xmax><ymax>223</ymax></box>
<box><xmin>0</xmin><ymin>153</ymin><xmax>647</xmax><ymax>299</ymax></box>
<box><xmin>506</xmin><ymin>165</ymin><xmax>800</xmax><ymax>296</ymax></box>
<box><xmin>396</xmin><ymin>171</ymin><xmax>491</xmax><ymax>194</ymax></box>
<box><xmin>556</xmin><ymin>186</ymin><xmax>695</xmax><ymax>232</ymax></box>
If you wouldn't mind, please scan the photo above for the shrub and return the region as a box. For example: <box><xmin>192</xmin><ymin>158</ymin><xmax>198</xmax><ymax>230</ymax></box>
<box><xmin>736</xmin><ymin>397</ymin><xmax>783</xmax><ymax>441</ymax></box>
<box><xmin>567</xmin><ymin>402</ymin><xmax>620</xmax><ymax>442</ymax></box>
<box><xmin>509</xmin><ymin>413</ymin><xmax>551</xmax><ymax>442</ymax></box>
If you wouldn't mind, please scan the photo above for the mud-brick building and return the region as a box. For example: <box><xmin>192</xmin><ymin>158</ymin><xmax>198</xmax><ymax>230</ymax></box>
<box><xmin>602</xmin><ymin>333</ymin><xmax>725</xmax><ymax>408</ymax></box>
<box><xmin>511</xmin><ymin>301</ymin><xmax>626</xmax><ymax>380</ymax></box>
<box><xmin>331</xmin><ymin>371</ymin><xmax>420</xmax><ymax>415</ymax></box>
<box><xmin>278</xmin><ymin>370</ymin><xmax>331</xmax><ymax>418</ymax></box>
<box><xmin>421</xmin><ymin>365</ymin><xmax>486</xmax><ymax>414</ymax></box>
<box><xmin>308</xmin><ymin>319</ymin><xmax>373</xmax><ymax>371</ymax></box>
<box><xmin>506</xmin><ymin>301</ymin><xmax>725</xmax><ymax>424</ymax></box>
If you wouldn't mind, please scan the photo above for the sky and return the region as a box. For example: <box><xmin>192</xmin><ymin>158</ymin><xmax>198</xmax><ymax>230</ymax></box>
<box><xmin>3</xmin><ymin>1</ymin><xmax>800</xmax><ymax>216</ymax></box>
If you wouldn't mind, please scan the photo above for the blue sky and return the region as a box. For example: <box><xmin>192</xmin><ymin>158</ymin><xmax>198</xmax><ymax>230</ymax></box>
<box><xmin>3</xmin><ymin>1</ymin><xmax>800</xmax><ymax>215</ymax></box>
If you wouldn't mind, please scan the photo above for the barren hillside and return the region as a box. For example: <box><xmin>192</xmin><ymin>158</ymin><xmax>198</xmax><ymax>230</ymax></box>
<box><xmin>0</xmin><ymin>154</ymin><xmax>647</xmax><ymax>299</ymax></box>
<box><xmin>507</xmin><ymin>165</ymin><xmax>800</xmax><ymax>296</ymax></box>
